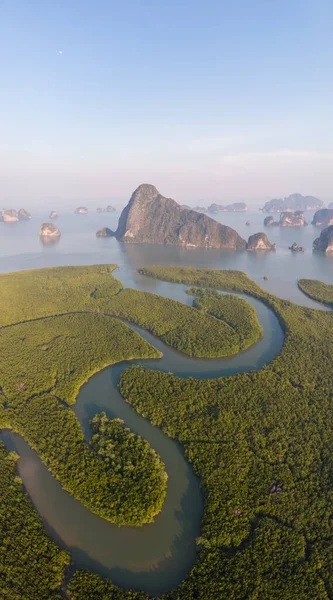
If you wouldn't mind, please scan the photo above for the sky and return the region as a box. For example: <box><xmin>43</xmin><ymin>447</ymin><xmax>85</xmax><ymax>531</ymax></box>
<box><xmin>1</xmin><ymin>0</ymin><xmax>333</xmax><ymax>207</ymax></box>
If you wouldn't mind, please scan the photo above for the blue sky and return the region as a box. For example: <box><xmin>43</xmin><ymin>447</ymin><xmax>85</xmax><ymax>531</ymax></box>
<box><xmin>1</xmin><ymin>0</ymin><xmax>333</xmax><ymax>206</ymax></box>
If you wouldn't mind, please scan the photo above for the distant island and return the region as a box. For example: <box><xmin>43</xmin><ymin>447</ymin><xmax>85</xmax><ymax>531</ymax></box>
<box><xmin>247</xmin><ymin>232</ymin><xmax>275</xmax><ymax>251</ymax></box>
<box><xmin>0</xmin><ymin>208</ymin><xmax>31</xmax><ymax>223</ymax></box>
<box><xmin>110</xmin><ymin>184</ymin><xmax>247</xmax><ymax>249</ymax></box>
<box><xmin>40</xmin><ymin>222</ymin><xmax>61</xmax><ymax>237</ymax></box>
<box><xmin>96</xmin><ymin>205</ymin><xmax>116</xmax><ymax>213</ymax></box>
<box><xmin>75</xmin><ymin>206</ymin><xmax>88</xmax><ymax>214</ymax></box>
<box><xmin>208</xmin><ymin>202</ymin><xmax>247</xmax><ymax>213</ymax></box>
<box><xmin>264</xmin><ymin>211</ymin><xmax>307</xmax><ymax>228</ymax></box>
<box><xmin>262</xmin><ymin>193</ymin><xmax>323</xmax><ymax>213</ymax></box>
<box><xmin>312</xmin><ymin>209</ymin><xmax>333</xmax><ymax>227</ymax></box>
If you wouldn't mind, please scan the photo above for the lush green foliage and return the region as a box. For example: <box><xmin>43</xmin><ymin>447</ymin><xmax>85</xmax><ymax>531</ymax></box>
<box><xmin>0</xmin><ymin>313</ymin><xmax>166</xmax><ymax>526</ymax></box>
<box><xmin>188</xmin><ymin>287</ymin><xmax>262</xmax><ymax>350</ymax></box>
<box><xmin>0</xmin><ymin>264</ymin><xmax>260</xmax><ymax>359</ymax></box>
<box><xmin>138</xmin><ymin>266</ymin><xmax>263</xmax><ymax>296</ymax></box>
<box><xmin>90</xmin><ymin>412</ymin><xmax>167</xmax><ymax>518</ymax></box>
<box><xmin>0</xmin><ymin>264</ymin><xmax>122</xmax><ymax>327</ymax></box>
<box><xmin>104</xmin><ymin>268</ymin><xmax>333</xmax><ymax>599</ymax></box>
<box><xmin>298</xmin><ymin>278</ymin><xmax>333</xmax><ymax>307</ymax></box>
<box><xmin>68</xmin><ymin>570</ymin><xmax>148</xmax><ymax>599</ymax></box>
<box><xmin>4</xmin><ymin>264</ymin><xmax>333</xmax><ymax>598</ymax></box>
<box><xmin>0</xmin><ymin>443</ymin><xmax>69</xmax><ymax>599</ymax></box>
<box><xmin>106</xmin><ymin>288</ymin><xmax>242</xmax><ymax>357</ymax></box>
<box><xmin>0</xmin><ymin>312</ymin><xmax>161</xmax><ymax>406</ymax></box>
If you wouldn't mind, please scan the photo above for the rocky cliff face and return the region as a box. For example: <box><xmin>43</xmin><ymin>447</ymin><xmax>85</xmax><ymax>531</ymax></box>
<box><xmin>313</xmin><ymin>226</ymin><xmax>333</xmax><ymax>253</ymax></box>
<box><xmin>40</xmin><ymin>223</ymin><xmax>61</xmax><ymax>237</ymax></box>
<box><xmin>263</xmin><ymin>194</ymin><xmax>322</xmax><ymax>213</ymax></box>
<box><xmin>312</xmin><ymin>209</ymin><xmax>333</xmax><ymax>227</ymax></box>
<box><xmin>111</xmin><ymin>184</ymin><xmax>246</xmax><ymax>249</ymax></box>
<box><xmin>279</xmin><ymin>211</ymin><xmax>306</xmax><ymax>227</ymax></box>
<box><xmin>247</xmin><ymin>232</ymin><xmax>275</xmax><ymax>251</ymax></box>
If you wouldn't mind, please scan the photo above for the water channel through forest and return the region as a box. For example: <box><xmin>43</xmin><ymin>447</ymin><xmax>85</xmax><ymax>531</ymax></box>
<box><xmin>1</xmin><ymin>276</ymin><xmax>314</xmax><ymax>595</ymax></box>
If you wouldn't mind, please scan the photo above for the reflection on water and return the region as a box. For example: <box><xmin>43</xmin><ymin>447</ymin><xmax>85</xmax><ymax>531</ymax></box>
<box><xmin>39</xmin><ymin>236</ymin><xmax>61</xmax><ymax>247</ymax></box>
<box><xmin>0</xmin><ymin>210</ymin><xmax>332</xmax><ymax>309</ymax></box>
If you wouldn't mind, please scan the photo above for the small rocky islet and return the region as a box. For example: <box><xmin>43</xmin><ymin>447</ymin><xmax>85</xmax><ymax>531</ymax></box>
<box><xmin>0</xmin><ymin>208</ymin><xmax>31</xmax><ymax>223</ymax></box>
<box><xmin>289</xmin><ymin>242</ymin><xmax>304</xmax><ymax>252</ymax></box>
<box><xmin>39</xmin><ymin>222</ymin><xmax>61</xmax><ymax>237</ymax></box>
<box><xmin>247</xmin><ymin>232</ymin><xmax>275</xmax><ymax>251</ymax></box>
<box><xmin>264</xmin><ymin>211</ymin><xmax>307</xmax><ymax>227</ymax></box>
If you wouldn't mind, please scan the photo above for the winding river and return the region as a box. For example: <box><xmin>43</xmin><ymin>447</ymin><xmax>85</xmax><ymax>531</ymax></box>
<box><xmin>0</xmin><ymin>280</ymin><xmax>285</xmax><ymax>595</ymax></box>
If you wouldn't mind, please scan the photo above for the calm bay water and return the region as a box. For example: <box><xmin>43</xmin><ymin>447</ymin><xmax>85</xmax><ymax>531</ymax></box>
<box><xmin>0</xmin><ymin>209</ymin><xmax>332</xmax><ymax>305</ymax></box>
<box><xmin>0</xmin><ymin>209</ymin><xmax>331</xmax><ymax>594</ymax></box>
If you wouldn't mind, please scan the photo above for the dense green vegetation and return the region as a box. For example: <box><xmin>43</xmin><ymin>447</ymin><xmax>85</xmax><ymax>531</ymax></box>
<box><xmin>188</xmin><ymin>287</ymin><xmax>262</xmax><ymax>350</ymax></box>
<box><xmin>0</xmin><ymin>312</ymin><xmax>161</xmax><ymax>405</ymax></box>
<box><xmin>0</xmin><ymin>443</ymin><xmax>69</xmax><ymax>599</ymax></box>
<box><xmin>138</xmin><ymin>266</ymin><xmax>263</xmax><ymax>296</ymax></box>
<box><xmin>4</xmin><ymin>264</ymin><xmax>333</xmax><ymax>598</ymax></box>
<box><xmin>0</xmin><ymin>313</ymin><xmax>166</xmax><ymax>526</ymax></box>
<box><xmin>298</xmin><ymin>278</ymin><xmax>333</xmax><ymax>307</ymax></box>
<box><xmin>0</xmin><ymin>264</ymin><xmax>123</xmax><ymax>327</ymax></box>
<box><xmin>68</xmin><ymin>570</ymin><xmax>148</xmax><ymax>599</ymax></box>
<box><xmin>90</xmin><ymin>412</ymin><xmax>167</xmax><ymax>518</ymax></box>
<box><xmin>106</xmin><ymin>288</ymin><xmax>243</xmax><ymax>357</ymax></box>
<box><xmin>0</xmin><ymin>264</ymin><xmax>258</xmax><ymax>359</ymax></box>
<box><xmin>82</xmin><ymin>266</ymin><xmax>333</xmax><ymax>600</ymax></box>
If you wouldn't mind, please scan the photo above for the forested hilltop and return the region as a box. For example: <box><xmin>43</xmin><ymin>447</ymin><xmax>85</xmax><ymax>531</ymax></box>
<box><xmin>1</xmin><ymin>264</ymin><xmax>333</xmax><ymax>599</ymax></box>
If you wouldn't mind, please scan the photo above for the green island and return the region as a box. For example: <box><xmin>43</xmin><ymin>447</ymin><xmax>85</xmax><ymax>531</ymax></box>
<box><xmin>298</xmin><ymin>278</ymin><xmax>333</xmax><ymax>307</ymax></box>
<box><xmin>1</xmin><ymin>264</ymin><xmax>333</xmax><ymax>599</ymax></box>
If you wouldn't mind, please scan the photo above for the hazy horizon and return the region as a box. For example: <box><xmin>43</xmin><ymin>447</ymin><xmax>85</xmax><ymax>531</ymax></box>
<box><xmin>1</xmin><ymin>1</ymin><xmax>333</xmax><ymax>207</ymax></box>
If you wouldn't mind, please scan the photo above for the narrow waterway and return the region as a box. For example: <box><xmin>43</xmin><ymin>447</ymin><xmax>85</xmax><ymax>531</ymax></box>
<box><xmin>0</xmin><ymin>282</ymin><xmax>284</xmax><ymax>595</ymax></box>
